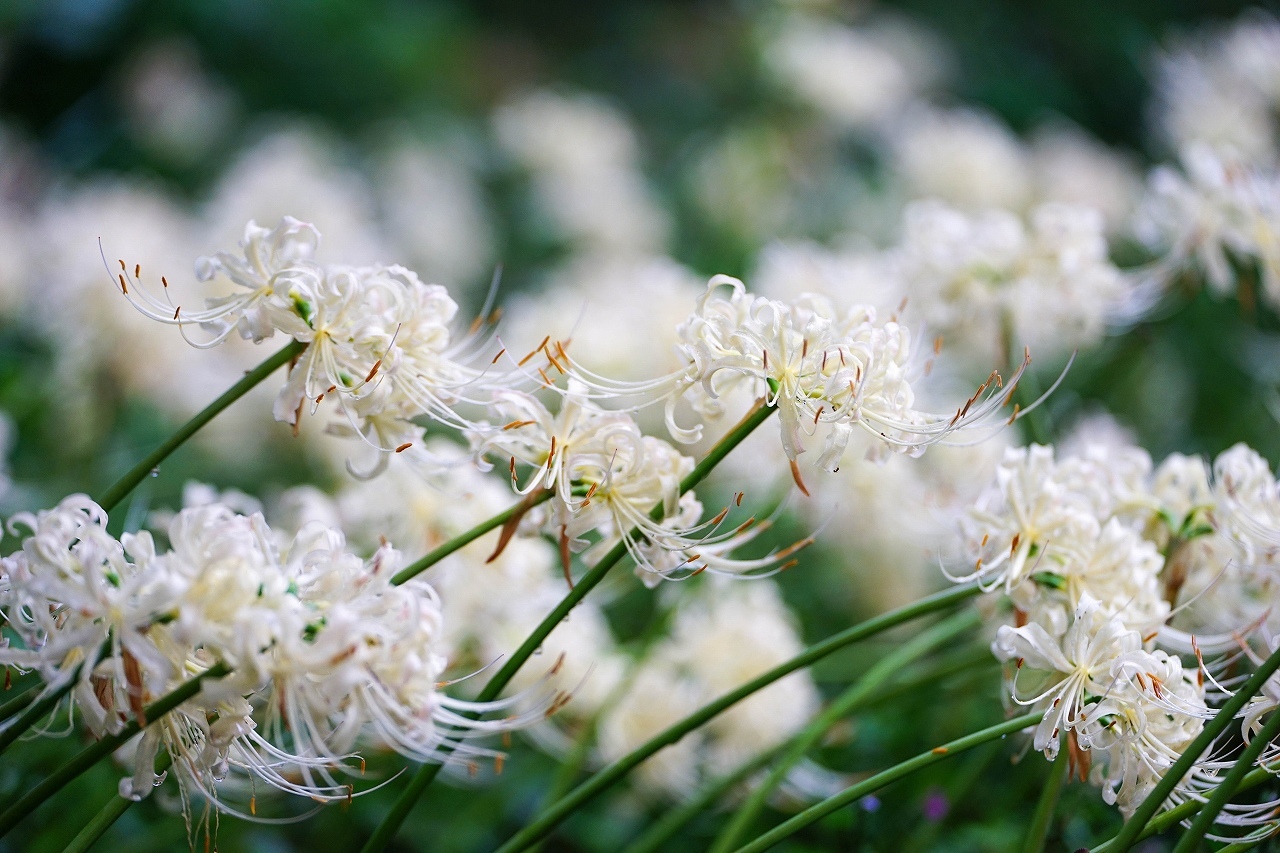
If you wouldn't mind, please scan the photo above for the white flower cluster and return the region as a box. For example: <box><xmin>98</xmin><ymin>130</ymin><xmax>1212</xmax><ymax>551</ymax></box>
<box><xmin>119</xmin><ymin>216</ymin><xmax>516</xmax><ymax>476</ymax></box>
<box><xmin>893</xmin><ymin>199</ymin><xmax>1131</xmax><ymax>363</ymax></box>
<box><xmin>274</xmin><ymin>454</ymin><xmax>628</xmax><ymax>723</ymax></box>
<box><xmin>0</xmin><ymin>494</ymin><xmax>531</xmax><ymax>813</ymax></box>
<box><xmin>952</xmin><ymin>438</ymin><xmax>1280</xmax><ymax>819</ymax></box>
<box><xmin>1153</xmin><ymin>11</ymin><xmax>1280</xmax><ymax>164</ymax></box>
<box><xmin>1135</xmin><ymin>143</ymin><xmax>1280</xmax><ymax>307</ymax></box>
<box><xmin>567</xmin><ymin>275</ymin><xmax>1028</xmax><ymax>478</ymax></box>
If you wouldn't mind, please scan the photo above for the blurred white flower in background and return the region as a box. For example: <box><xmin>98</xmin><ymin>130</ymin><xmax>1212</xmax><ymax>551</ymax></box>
<box><xmin>763</xmin><ymin>13</ymin><xmax>941</xmax><ymax>130</ymax></box>
<box><xmin>373</xmin><ymin>135</ymin><xmax>495</xmax><ymax>292</ymax></box>
<box><xmin>892</xmin><ymin>105</ymin><xmax>1033</xmax><ymax>212</ymax></box>
<box><xmin>1152</xmin><ymin>12</ymin><xmax>1280</xmax><ymax>163</ymax></box>
<box><xmin>599</xmin><ymin>578</ymin><xmax>819</xmax><ymax>794</ymax></box>
<box><xmin>119</xmin><ymin>40</ymin><xmax>238</xmax><ymax>167</ymax></box>
<box><xmin>203</xmin><ymin>126</ymin><xmax>389</xmax><ymax>264</ymax></box>
<box><xmin>493</xmin><ymin>91</ymin><xmax>670</xmax><ymax>254</ymax></box>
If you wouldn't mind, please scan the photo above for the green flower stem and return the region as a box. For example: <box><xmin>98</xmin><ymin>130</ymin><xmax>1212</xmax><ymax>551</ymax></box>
<box><xmin>625</xmin><ymin>646</ymin><xmax>996</xmax><ymax>853</ymax></box>
<box><xmin>0</xmin><ymin>636</ymin><xmax>112</xmax><ymax>757</ymax></box>
<box><xmin>96</xmin><ymin>340</ymin><xmax>304</xmax><ymax>513</ymax></box>
<box><xmin>1090</xmin><ymin>764</ymin><xmax>1279</xmax><ymax>852</ymax></box>
<box><xmin>0</xmin><ymin>681</ymin><xmax>37</xmax><ymax>725</ymax></box>
<box><xmin>0</xmin><ymin>662</ymin><xmax>230</xmax><ymax>838</ymax></box>
<box><xmin>492</xmin><ymin>583</ymin><xmax>983</xmax><ymax>853</ymax></box>
<box><xmin>390</xmin><ymin>490</ymin><xmax>554</xmax><ymax>585</ymax></box>
<box><xmin>63</xmin><ymin>751</ymin><xmax>174</xmax><ymax>853</ymax></box>
<box><xmin>710</xmin><ymin>609</ymin><xmax>981</xmax><ymax>853</ymax></box>
<box><xmin>622</xmin><ymin>746</ymin><xmax>785</xmax><ymax>853</ymax></box>
<box><xmin>1107</xmin><ymin>642</ymin><xmax>1280</xmax><ymax>852</ymax></box>
<box><xmin>1172</xmin><ymin>707</ymin><xmax>1280</xmax><ymax>853</ymax></box>
<box><xmin>1021</xmin><ymin>733</ymin><xmax>1070</xmax><ymax>853</ymax></box>
<box><xmin>360</xmin><ymin>401</ymin><xmax>779</xmax><ymax>853</ymax></box>
<box><xmin>731</xmin><ymin>711</ymin><xmax>1045</xmax><ymax>853</ymax></box>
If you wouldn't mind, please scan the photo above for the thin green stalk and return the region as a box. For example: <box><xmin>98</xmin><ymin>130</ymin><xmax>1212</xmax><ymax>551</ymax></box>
<box><xmin>361</xmin><ymin>402</ymin><xmax>779</xmax><ymax>853</ymax></box>
<box><xmin>622</xmin><ymin>746</ymin><xmax>784</xmax><ymax>853</ymax></box>
<box><xmin>0</xmin><ymin>662</ymin><xmax>230</xmax><ymax>838</ymax></box>
<box><xmin>492</xmin><ymin>583</ymin><xmax>983</xmax><ymax>853</ymax></box>
<box><xmin>862</xmin><ymin>647</ymin><xmax>995</xmax><ymax>711</ymax></box>
<box><xmin>0</xmin><ymin>671</ymin><xmax>83</xmax><ymax>757</ymax></box>
<box><xmin>1090</xmin><ymin>764</ymin><xmax>1279</xmax><ymax>852</ymax></box>
<box><xmin>96</xmin><ymin>340</ymin><xmax>304</xmax><ymax>512</ymax></box>
<box><xmin>1173</xmin><ymin>708</ymin><xmax>1280</xmax><ymax>853</ymax></box>
<box><xmin>1022</xmin><ymin>734</ymin><xmax>1070</xmax><ymax>853</ymax></box>
<box><xmin>731</xmin><ymin>711</ymin><xmax>1045</xmax><ymax>853</ymax></box>
<box><xmin>391</xmin><ymin>490</ymin><xmax>553</xmax><ymax>585</ymax></box>
<box><xmin>1108</xmin><ymin>643</ymin><xmax>1280</xmax><ymax>852</ymax></box>
<box><xmin>0</xmin><ymin>681</ymin><xmax>37</xmax><ymax>725</ymax></box>
<box><xmin>711</xmin><ymin>609</ymin><xmax>980</xmax><ymax>853</ymax></box>
<box><xmin>0</xmin><ymin>639</ymin><xmax>113</xmax><ymax>756</ymax></box>
<box><xmin>626</xmin><ymin>642</ymin><xmax>996</xmax><ymax>853</ymax></box>
<box><xmin>64</xmin><ymin>751</ymin><xmax>174</xmax><ymax>853</ymax></box>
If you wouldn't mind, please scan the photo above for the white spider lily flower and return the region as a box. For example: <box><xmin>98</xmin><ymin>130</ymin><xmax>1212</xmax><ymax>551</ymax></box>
<box><xmin>472</xmin><ymin>385</ymin><xmax>797</xmax><ymax>584</ymax></box>
<box><xmin>994</xmin><ymin>596</ymin><xmax>1147</xmax><ymax>757</ymax></box>
<box><xmin>1080</xmin><ymin>650</ymin><xmax>1206</xmax><ymax>817</ymax></box>
<box><xmin>117</xmin><ymin>216</ymin><xmax>320</xmax><ymax>345</ymax></box>
<box><xmin>564</xmin><ymin>275</ymin><xmax>1030</xmax><ymax>476</ymax></box>
<box><xmin>0</xmin><ymin>495</ymin><xmax>181</xmax><ymax>738</ymax></box>
<box><xmin>118</xmin><ymin>217</ymin><xmax>522</xmax><ymax>473</ymax></box>
<box><xmin>1134</xmin><ymin>144</ymin><xmax>1280</xmax><ymax>304</ymax></box>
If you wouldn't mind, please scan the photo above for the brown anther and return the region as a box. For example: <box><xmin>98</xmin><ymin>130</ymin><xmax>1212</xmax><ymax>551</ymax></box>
<box><xmin>762</xmin><ymin>349</ymin><xmax>769</xmax><ymax>369</ymax></box>
<box><xmin>801</xmin><ymin>338</ymin><xmax>809</xmax><ymax>359</ymax></box>
<box><xmin>708</xmin><ymin>506</ymin><xmax>730</xmax><ymax>526</ymax></box>
<box><xmin>364</xmin><ymin>359</ymin><xmax>382</xmax><ymax>383</ymax></box>
<box><xmin>981</xmin><ymin>533</ymin><xmax>989</xmax><ymax>548</ymax></box>
<box><xmin>161</xmin><ymin>276</ymin><xmax>169</xmax><ymax>288</ymax></box>
<box><xmin>550</xmin><ymin>652</ymin><xmax>566</xmax><ymax>677</ymax></box>
<box><xmin>734</xmin><ymin>517</ymin><xmax>756</xmax><ymax>535</ymax></box>
<box><xmin>395</xmin><ymin>442</ymin><xmax>412</xmax><ymax>453</ymax></box>
<box><xmin>123</xmin><ymin>650</ymin><xmax>147</xmax><ymax>725</ymax></box>
<box><xmin>537</xmin><ymin>367</ymin><xmax>553</xmax><ymax>386</ymax></box>
<box><xmin>735</xmin><ymin>492</ymin><xmax>744</xmax><ymax>507</ymax></box>
<box><xmin>688</xmin><ymin>564</ymin><xmax>708</xmax><ymax>577</ymax></box>
<box><xmin>134</xmin><ymin>263</ymin><xmax>140</xmax><ymax>278</ymax></box>
<box><xmin>503</xmin><ymin>419</ymin><xmax>536</xmax><ymax>431</ymax></box>
<box><xmin>1011</xmin><ymin>533</ymin><xmax>1021</xmax><ymax>555</ymax></box>
<box><xmin>250</xmin><ymin>796</ymin><xmax>257</xmax><ymax>816</ymax></box>
<box><xmin>549</xmin><ymin>436</ymin><xmax>557</xmax><ymax>458</ymax></box>
<box><xmin>555</xmin><ymin>340</ymin><xmax>569</xmax><ymax>362</ymax></box>
<box><xmin>585</xmin><ymin>482</ymin><xmax>599</xmax><ymax>500</ymax></box>
<box><xmin>821</xmin><ymin>351</ymin><xmax>829</xmax><ymax>371</ymax></box>
<box><xmin>503</xmin><ymin>731</ymin><xmax>512</xmax><ymax>749</ymax></box>
<box><xmin>931</xmin><ymin>747</ymin><xmax>948</xmax><ymax>755</ymax></box>
<box><xmin>778</xmin><ymin>558</ymin><xmax>800</xmax><ymax>572</ymax></box>
<box><xmin>495</xmin><ymin>754</ymin><xmax>506</xmax><ymax>775</ymax></box>
<box><xmin>1006</xmin><ymin>403</ymin><xmax>1021</xmax><ymax>426</ymax></box>
<box><xmin>118</xmin><ymin>259</ymin><xmax>126</xmax><ymax>271</ymax></box>
<box><xmin>173</xmin><ymin>306</ymin><xmax>182</xmax><ymax>320</ymax></box>
<box><xmin>813</xmin><ymin>405</ymin><xmax>824</xmax><ymax>425</ymax></box>
<box><xmin>1014</xmin><ymin>608</ymin><xmax>1027</xmax><ymax>628</ymax></box>
<box><xmin>934</xmin><ymin>335</ymin><xmax>943</xmax><ymax>355</ymax></box>
<box><xmin>492</xmin><ymin>348</ymin><xmax>506</xmax><ymax>365</ymax></box>
<box><xmin>3</xmin><ymin>668</ymin><xmax>9</xmax><ymax>690</ymax></box>
<box><xmin>118</xmin><ymin>273</ymin><xmax>128</xmax><ymax>294</ymax></box>
<box><xmin>360</xmin><ymin>758</ymin><xmax>366</xmax><ymax>775</ymax></box>
<box><xmin>789</xmin><ymin>459</ymin><xmax>811</xmax><ymax>496</ymax></box>
<box><xmin>1015</xmin><ymin>657</ymin><xmax>1024</xmax><ymax>669</ymax></box>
